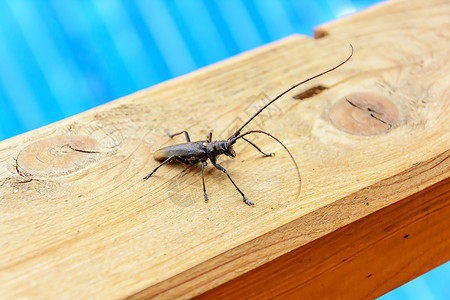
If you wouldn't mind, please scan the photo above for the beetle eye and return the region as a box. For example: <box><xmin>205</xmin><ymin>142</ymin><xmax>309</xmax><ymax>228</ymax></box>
<box><xmin>231</xmin><ymin>150</ymin><xmax>236</xmax><ymax>158</ymax></box>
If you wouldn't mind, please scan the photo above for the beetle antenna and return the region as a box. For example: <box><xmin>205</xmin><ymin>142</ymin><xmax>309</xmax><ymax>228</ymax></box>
<box><xmin>228</xmin><ymin>45</ymin><xmax>353</xmax><ymax>142</ymax></box>
<box><xmin>231</xmin><ymin>129</ymin><xmax>301</xmax><ymax>198</ymax></box>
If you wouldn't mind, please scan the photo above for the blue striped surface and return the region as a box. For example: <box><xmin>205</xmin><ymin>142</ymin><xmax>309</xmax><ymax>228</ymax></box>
<box><xmin>0</xmin><ymin>1</ymin><xmax>448</xmax><ymax>298</ymax></box>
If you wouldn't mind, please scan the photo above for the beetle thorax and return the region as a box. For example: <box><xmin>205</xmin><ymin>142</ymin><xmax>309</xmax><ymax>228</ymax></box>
<box><xmin>207</xmin><ymin>140</ymin><xmax>236</xmax><ymax>158</ymax></box>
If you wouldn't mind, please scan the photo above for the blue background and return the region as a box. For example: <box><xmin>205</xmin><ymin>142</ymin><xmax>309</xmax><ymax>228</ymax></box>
<box><xmin>0</xmin><ymin>1</ymin><xmax>448</xmax><ymax>298</ymax></box>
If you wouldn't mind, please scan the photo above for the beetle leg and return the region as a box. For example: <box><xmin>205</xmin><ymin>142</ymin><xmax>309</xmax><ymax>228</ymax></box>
<box><xmin>143</xmin><ymin>155</ymin><xmax>178</xmax><ymax>180</ymax></box>
<box><xmin>212</xmin><ymin>161</ymin><xmax>254</xmax><ymax>206</ymax></box>
<box><xmin>201</xmin><ymin>161</ymin><xmax>208</xmax><ymax>202</ymax></box>
<box><xmin>207</xmin><ymin>131</ymin><xmax>212</xmax><ymax>143</ymax></box>
<box><xmin>241</xmin><ymin>137</ymin><xmax>274</xmax><ymax>157</ymax></box>
<box><xmin>167</xmin><ymin>130</ymin><xmax>191</xmax><ymax>142</ymax></box>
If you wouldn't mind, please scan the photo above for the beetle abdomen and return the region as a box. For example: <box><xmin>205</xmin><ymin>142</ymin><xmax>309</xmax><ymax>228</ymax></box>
<box><xmin>153</xmin><ymin>141</ymin><xmax>207</xmax><ymax>163</ymax></box>
<box><xmin>153</xmin><ymin>147</ymin><xmax>172</xmax><ymax>161</ymax></box>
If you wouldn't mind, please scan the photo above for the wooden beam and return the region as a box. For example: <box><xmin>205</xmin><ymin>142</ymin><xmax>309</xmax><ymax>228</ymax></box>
<box><xmin>0</xmin><ymin>0</ymin><xmax>448</xmax><ymax>298</ymax></box>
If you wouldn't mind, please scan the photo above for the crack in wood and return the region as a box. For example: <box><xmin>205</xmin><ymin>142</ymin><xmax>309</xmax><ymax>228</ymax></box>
<box><xmin>66</xmin><ymin>144</ymin><xmax>100</xmax><ymax>154</ymax></box>
<box><xmin>293</xmin><ymin>85</ymin><xmax>327</xmax><ymax>100</ymax></box>
<box><xmin>345</xmin><ymin>98</ymin><xmax>393</xmax><ymax>130</ymax></box>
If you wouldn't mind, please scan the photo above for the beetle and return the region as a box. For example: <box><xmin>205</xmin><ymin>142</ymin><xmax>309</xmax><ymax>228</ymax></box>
<box><xmin>144</xmin><ymin>46</ymin><xmax>353</xmax><ymax>206</ymax></box>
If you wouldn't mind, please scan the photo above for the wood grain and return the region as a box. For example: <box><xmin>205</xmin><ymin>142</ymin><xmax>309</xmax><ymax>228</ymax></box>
<box><xmin>0</xmin><ymin>0</ymin><xmax>449</xmax><ymax>299</ymax></box>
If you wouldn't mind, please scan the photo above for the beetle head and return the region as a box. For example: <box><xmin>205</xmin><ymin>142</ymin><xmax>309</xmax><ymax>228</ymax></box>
<box><xmin>227</xmin><ymin>144</ymin><xmax>236</xmax><ymax>158</ymax></box>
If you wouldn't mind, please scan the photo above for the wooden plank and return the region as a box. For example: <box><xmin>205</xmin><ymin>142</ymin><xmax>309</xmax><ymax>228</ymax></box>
<box><xmin>0</xmin><ymin>0</ymin><xmax>449</xmax><ymax>298</ymax></box>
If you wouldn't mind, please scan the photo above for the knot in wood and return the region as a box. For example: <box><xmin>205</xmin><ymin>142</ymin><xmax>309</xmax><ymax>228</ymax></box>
<box><xmin>16</xmin><ymin>136</ymin><xmax>98</xmax><ymax>177</ymax></box>
<box><xmin>329</xmin><ymin>92</ymin><xmax>398</xmax><ymax>136</ymax></box>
